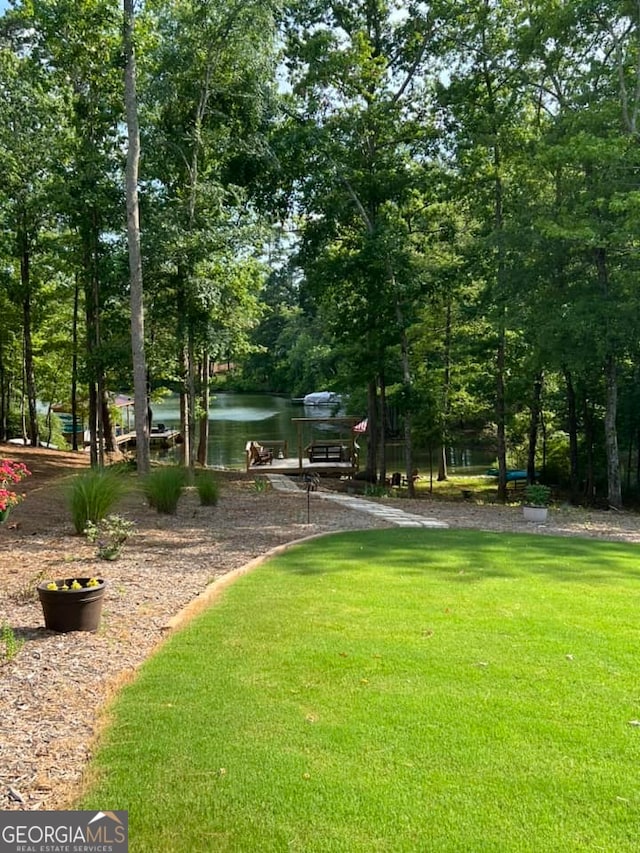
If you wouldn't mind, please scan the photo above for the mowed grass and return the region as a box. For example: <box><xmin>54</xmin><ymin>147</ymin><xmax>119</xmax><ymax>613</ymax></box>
<box><xmin>79</xmin><ymin>530</ymin><xmax>640</xmax><ymax>852</ymax></box>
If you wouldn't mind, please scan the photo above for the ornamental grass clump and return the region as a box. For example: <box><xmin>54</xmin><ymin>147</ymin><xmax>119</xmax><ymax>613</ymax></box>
<box><xmin>68</xmin><ymin>469</ymin><xmax>127</xmax><ymax>534</ymax></box>
<box><xmin>195</xmin><ymin>470</ymin><xmax>220</xmax><ymax>507</ymax></box>
<box><xmin>523</xmin><ymin>483</ymin><xmax>552</xmax><ymax>507</ymax></box>
<box><xmin>252</xmin><ymin>476</ymin><xmax>268</xmax><ymax>494</ymax></box>
<box><xmin>143</xmin><ymin>465</ymin><xmax>185</xmax><ymax>514</ymax></box>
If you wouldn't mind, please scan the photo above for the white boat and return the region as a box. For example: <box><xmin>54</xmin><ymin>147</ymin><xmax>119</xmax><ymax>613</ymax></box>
<box><xmin>302</xmin><ymin>391</ymin><xmax>343</xmax><ymax>406</ymax></box>
<box><xmin>8</xmin><ymin>438</ymin><xmax>59</xmax><ymax>449</ymax></box>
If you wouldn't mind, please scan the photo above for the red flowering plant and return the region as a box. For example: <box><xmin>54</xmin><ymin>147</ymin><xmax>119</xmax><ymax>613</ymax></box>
<box><xmin>0</xmin><ymin>459</ymin><xmax>31</xmax><ymax>513</ymax></box>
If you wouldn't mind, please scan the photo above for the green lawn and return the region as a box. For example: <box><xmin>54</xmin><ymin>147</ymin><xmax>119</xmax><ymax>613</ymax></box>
<box><xmin>79</xmin><ymin>529</ymin><xmax>640</xmax><ymax>852</ymax></box>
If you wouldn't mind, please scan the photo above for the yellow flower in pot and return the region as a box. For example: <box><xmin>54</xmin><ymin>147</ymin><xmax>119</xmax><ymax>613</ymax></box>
<box><xmin>38</xmin><ymin>578</ymin><xmax>106</xmax><ymax>633</ymax></box>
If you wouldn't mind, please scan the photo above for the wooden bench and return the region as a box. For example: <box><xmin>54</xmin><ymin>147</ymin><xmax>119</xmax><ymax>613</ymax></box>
<box><xmin>307</xmin><ymin>443</ymin><xmax>348</xmax><ymax>463</ymax></box>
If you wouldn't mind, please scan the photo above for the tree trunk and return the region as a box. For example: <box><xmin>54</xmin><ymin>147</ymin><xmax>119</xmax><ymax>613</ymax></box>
<box><xmin>0</xmin><ymin>338</ymin><xmax>6</xmax><ymax>442</ymax></box>
<box><xmin>476</xmin><ymin>54</ymin><xmax>511</xmax><ymax>502</ymax></box>
<box><xmin>197</xmin><ymin>351</ymin><xmax>210</xmax><ymax>466</ymax></box>
<box><xmin>18</xmin><ymin>213</ymin><xmax>39</xmax><ymax>447</ymax></box>
<box><xmin>594</xmin><ymin>247</ymin><xmax>622</xmax><ymax>508</ymax></box>
<box><xmin>437</xmin><ymin>300</ymin><xmax>452</xmax><ymax>482</ymax></box>
<box><xmin>83</xmin><ymin>238</ymin><xmax>98</xmax><ymax>467</ymax></box>
<box><xmin>491</xmin><ymin>128</ymin><xmax>508</xmax><ymax>502</ymax></box>
<box><xmin>176</xmin><ymin>269</ymin><xmax>190</xmax><ymax>467</ymax></box>
<box><xmin>366</xmin><ymin>379</ymin><xmax>378</xmax><ymax>480</ymax></box>
<box><xmin>93</xmin><ymin>226</ymin><xmax>105</xmax><ymax>469</ymax></box>
<box><xmin>179</xmin><ymin>385</ymin><xmax>189</xmax><ymax>466</ymax></box>
<box><xmin>101</xmin><ymin>389</ymin><xmax>118</xmax><ymax>454</ymax></box>
<box><xmin>81</xmin><ymin>206</ymin><xmax>105</xmax><ymax>467</ymax></box>
<box><xmin>87</xmin><ymin>381</ymin><xmax>98</xmax><ymax>467</ymax></box>
<box><xmin>124</xmin><ymin>0</ymin><xmax>150</xmax><ymax>475</ymax></box>
<box><xmin>388</xmin><ymin>275</ymin><xmax>415</xmax><ymax>496</ymax></box>
<box><xmin>527</xmin><ymin>371</ymin><xmax>543</xmax><ymax>483</ymax></box>
<box><xmin>21</xmin><ymin>274</ymin><xmax>39</xmax><ymax>448</ymax></box>
<box><xmin>582</xmin><ymin>393</ymin><xmax>595</xmax><ymax>503</ymax></box>
<box><xmin>604</xmin><ymin>352</ymin><xmax>623</xmax><ymax>508</ymax></box>
<box><xmin>178</xmin><ymin>69</ymin><xmax>213</xmax><ymax>472</ymax></box>
<box><xmin>495</xmin><ymin>318</ymin><xmax>508</xmax><ymax>502</ymax></box>
<box><xmin>563</xmin><ymin>367</ymin><xmax>580</xmax><ymax>504</ymax></box>
<box><xmin>396</xmin><ymin>316</ymin><xmax>415</xmax><ymax>497</ymax></box>
<box><xmin>377</xmin><ymin>374</ymin><xmax>387</xmax><ymax>485</ymax></box>
<box><xmin>45</xmin><ymin>402</ymin><xmax>53</xmax><ymax>446</ymax></box>
<box><xmin>187</xmin><ymin>325</ymin><xmax>197</xmax><ymax>469</ymax></box>
<box><xmin>71</xmin><ymin>274</ymin><xmax>80</xmax><ymax>451</ymax></box>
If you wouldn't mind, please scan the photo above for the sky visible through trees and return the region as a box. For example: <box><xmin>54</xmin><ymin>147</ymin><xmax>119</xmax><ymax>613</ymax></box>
<box><xmin>1</xmin><ymin>0</ymin><xmax>640</xmax><ymax>509</ymax></box>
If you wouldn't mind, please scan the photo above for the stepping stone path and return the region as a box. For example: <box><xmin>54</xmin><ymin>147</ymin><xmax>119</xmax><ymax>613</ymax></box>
<box><xmin>267</xmin><ymin>474</ymin><xmax>449</xmax><ymax>529</ymax></box>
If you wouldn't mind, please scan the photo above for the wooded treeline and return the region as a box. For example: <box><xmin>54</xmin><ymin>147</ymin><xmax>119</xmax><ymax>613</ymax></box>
<box><xmin>1</xmin><ymin>0</ymin><xmax>640</xmax><ymax>507</ymax></box>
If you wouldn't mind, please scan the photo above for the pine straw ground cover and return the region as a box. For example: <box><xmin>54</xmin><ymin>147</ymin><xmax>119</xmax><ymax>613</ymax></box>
<box><xmin>1</xmin><ymin>444</ymin><xmax>640</xmax><ymax>813</ymax></box>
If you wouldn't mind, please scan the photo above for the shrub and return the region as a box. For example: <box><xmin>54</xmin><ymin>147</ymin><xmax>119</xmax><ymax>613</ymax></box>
<box><xmin>543</xmin><ymin>431</ymin><xmax>571</xmax><ymax>487</ymax></box>
<box><xmin>68</xmin><ymin>469</ymin><xmax>127</xmax><ymax>534</ymax></box>
<box><xmin>85</xmin><ymin>514</ymin><xmax>136</xmax><ymax>560</ymax></box>
<box><xmin>143</xmin><ymin>466</ymin><xmax>185</xmax><ymax>514</ymax></box>
<box><xmin>523</xmin><ymin>483</ymin><xmax>552</xmax><ymax>507</ymax></box>
<box><xmin>195</xmin><ymin>470</ymin><xmax>220</xmax><ymax>506</ymax></box>
<box><xmin>0</xmin><ymin>460</ymin><xmax>31</xmax><ymax>513</ymax></box>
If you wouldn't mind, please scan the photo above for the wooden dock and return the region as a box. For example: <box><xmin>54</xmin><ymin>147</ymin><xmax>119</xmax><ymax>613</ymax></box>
<box><xmin>115</xmin><ymin>429</ymin><xmax>181</xmax><ymax>451</ymax></box>
<box><xmin>246</xmin><ymin>456</ymin><xmax>356</xmax><ymax>476</ymax></box>
<box><xmin>246</xmin><ymin>425</ymin><xmax>360</xmax><ymax>477</ymax></box>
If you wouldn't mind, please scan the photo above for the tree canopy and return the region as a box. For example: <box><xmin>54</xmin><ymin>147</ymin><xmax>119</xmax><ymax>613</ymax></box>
<box><xmin>1</xmin><ymin>0</ymin><xmax>639</xmax><ymax>506</ymax></box>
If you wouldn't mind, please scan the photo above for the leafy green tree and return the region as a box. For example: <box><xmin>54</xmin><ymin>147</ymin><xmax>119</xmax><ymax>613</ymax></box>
<box><xmin>0</xmin><ymin>21</ymin><xmax>70</xmax><ymax>445</ymax></box>
<box><xmin>438</xmin><ymin>0</ymin><xmax>542</xmax><ymax>500</ymax></box>
<box><xmin>141</xmin><ymin>0</ymin><xmax>279</xmax><ymax>467</ymax></box>
<box><xmin>517</xmin><ymin>0</ymin><xmax>640</xmax><ymax>506</ymax></box>
<box><xmin>278</xmin><ymin>0</ymin><xmax>449</xmax><ymax>490</ymax></box>
<box><xmin>124</xmin><ymin>0</ymin><xmax>150</xmax><ymax>474</ymax></box>
<box><xmin>23</xmin><ymin>0</ymin><xmax>126</xmax><ymax>464</ymax></box>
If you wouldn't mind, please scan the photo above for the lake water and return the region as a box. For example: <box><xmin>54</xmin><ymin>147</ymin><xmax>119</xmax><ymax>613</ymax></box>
<box><xmin>151</xmin><ymin>392</ymin><xmax>345</xmax><ymax>468</ymax></box>
<box><xmin>150</xmin><ymin>392</ymin><xmax>495</xmax><ymax>474</ymax></box>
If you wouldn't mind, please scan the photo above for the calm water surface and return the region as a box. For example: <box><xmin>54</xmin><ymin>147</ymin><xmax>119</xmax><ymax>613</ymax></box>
<box><xmin>151</xmin><ymin>393</ymin><xmax>346</xmax><ymax>468</ymax></box>
<box><xmin>150</xmin><ymin>392</ymin><xmax>494</xmax><ymax>473</ymax></box>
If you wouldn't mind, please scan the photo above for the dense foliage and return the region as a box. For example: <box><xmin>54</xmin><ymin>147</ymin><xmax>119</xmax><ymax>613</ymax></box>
<box><xmin>1</xmin><ymin>0</ymin><xmax>639</xmax><ymax>506</ymax></box>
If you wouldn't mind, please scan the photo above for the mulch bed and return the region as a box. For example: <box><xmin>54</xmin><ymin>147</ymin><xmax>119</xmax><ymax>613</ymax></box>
<box><xmin>0</xmin><ymin>445</ymin><xmax>390</xmax><ymax>811</ymax></box>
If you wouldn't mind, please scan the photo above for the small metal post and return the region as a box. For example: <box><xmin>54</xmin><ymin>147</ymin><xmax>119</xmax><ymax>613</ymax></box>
<box><xmin>303</xmin><ymin>473</ymin><xmax>319</xmax><ymax>523</ymax></box>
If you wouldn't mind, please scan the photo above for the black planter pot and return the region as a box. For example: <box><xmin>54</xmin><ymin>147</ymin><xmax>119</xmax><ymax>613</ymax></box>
<box><xmin>37</xmin><ymin>578</ymin><xmax>106</xmax><ymax>633</ymax></box>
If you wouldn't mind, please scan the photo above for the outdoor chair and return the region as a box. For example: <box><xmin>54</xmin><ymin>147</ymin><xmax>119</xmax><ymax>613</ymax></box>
<box><xmin>249</xmin><ymin>442</ymin><xmax>273</xmax><ymax>466</ymax></box>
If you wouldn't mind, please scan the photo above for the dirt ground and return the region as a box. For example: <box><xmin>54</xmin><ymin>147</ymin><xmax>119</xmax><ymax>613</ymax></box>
<box><xmin>2</xmin><ymin>443</ymin><xmax>640</xmax><ymax>811</ymax></box>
